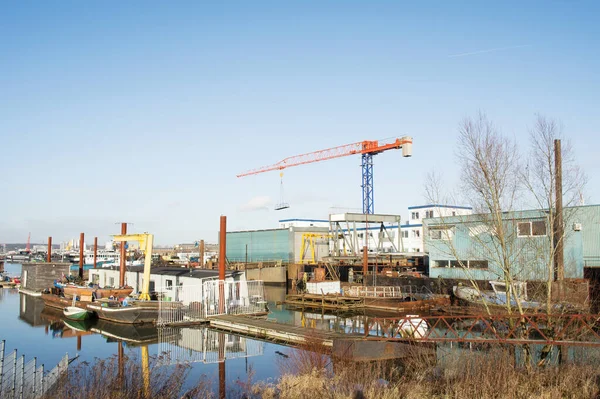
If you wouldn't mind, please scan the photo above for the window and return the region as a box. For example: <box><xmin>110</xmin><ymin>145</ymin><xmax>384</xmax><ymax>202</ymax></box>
<box><xmin>401</xmin><ymin>231</ymin><xmax>409</xmax><ymax>238</ymax></box>
<box><xmin>109</xmin><ymin>277</ymin><xmax>115</xmax><ymax>287</ymax></box>
<box><xmin>149</xmin><ymin>280</ymin><xmax>156</xmax><ymax>292</ymax></box>
<box><xmin>411</xmin><ymin>211</ymin><xmax>420</xmax><ymax>220</ymax></box>
<box><xmin>166</xmin><ymin>279</ymin><xmax>173</xmax><ymax>290</ymax></box>
<box><xmin>432</xmin><ymin>260</ymin><xmax>449</xmax><ymax>268</ymax></box>
<box><xmin>412</xmin><ymin>230</ymin><xmax>420</xmax><ymax>238</ymax></box>
<box><xmin>452</xmin><ymin>211</ymin><xmax>456</xmax><ymax>216</ymax></box>
<box><xmin>518</xmin><ymin>221</ymin><xmax>547</xmax><ymax>237</ymax></box>
<box><xmin>429</xmin><ymin>227</ymin><xmax>453</xmax><ymax>240</ymax></box>
<box><xmin>532</xmin><ymin>221</ymin><xmax>547</xmax><ymax>236</ymax></box>
<box><xmin>469</xmin><ymin>260</ymin><xmax>488</xmax><ymax>269</ymax></box>
<box><xmin>425</xmin><ymin>210</ymin><xmax>434</xmax><ymax>218</ymax></box>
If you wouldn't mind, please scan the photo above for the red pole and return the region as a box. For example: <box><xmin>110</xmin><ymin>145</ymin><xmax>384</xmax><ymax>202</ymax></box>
<box><xmin>219</xmin><ymin>216</ymin><xmax>226</xmax><ymax>280</ymax></box>
<box><xmin>219</xmin><ymin>216</ymin><xmax>226</xmax><ymax>314</ymax></box>
<box><xmin>47</xmin><ymin>237</ymin><xmax>52</xmax><ymax>262</ymax></box>
<box><xmin>93</xmin><ymin>237</ymin><xmax>98</xmax><ymax>269</ymax></box>
<box><xmin>362</xmin><ymin>245</ymin><xmax>368</xmax><ymax>281</ymax></box>
<box><xmin>79</xmin><ymin>233</ymin><xmax>84</xmax><ymax>279</ymax></box>
<box><xmin>218</xmin><ymin>332</ymin><xmax>226</xmax><ymax>399</ymax></box>
<box><xmin>120</xmin><ymin>223</ymin><xmax>127</xmax><ymax>287</ymax></box>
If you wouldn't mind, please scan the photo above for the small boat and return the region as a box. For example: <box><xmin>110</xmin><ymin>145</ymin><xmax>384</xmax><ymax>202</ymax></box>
<box><xmin>63</xmin><ymin>297</ymin><xmax>93</xmax><ymax>321</ymax></box>
<box><xmin>453</xmin><ymin>281</ymin><xmax>548</xmax><ymax>310</ymax></box>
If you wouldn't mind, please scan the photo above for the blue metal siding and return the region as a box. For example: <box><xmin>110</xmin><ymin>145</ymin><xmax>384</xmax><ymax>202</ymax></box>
<box><xmin>226</xmin><ymin>229</ymin><xmax>292</xmax><ymax>263</ymax></box>
<box><xmin>426</xmin><ymin>210</ymin><xmax>587</xmax><ymax>282</ymax></box>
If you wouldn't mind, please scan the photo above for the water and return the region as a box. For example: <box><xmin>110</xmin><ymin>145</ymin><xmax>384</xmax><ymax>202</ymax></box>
<box><xmin>0</xmin><ymin>263</ymin><xmax>296</xmax><ymax>394</ymax></box>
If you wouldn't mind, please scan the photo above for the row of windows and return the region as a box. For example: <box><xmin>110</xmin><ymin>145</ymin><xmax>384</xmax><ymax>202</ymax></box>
<box><xmin>432</xmin><ymin>260</ymin><xmax>488</xmax><ymax>269</ymax></box>
<box><xmin>428</xmin><ymin>221</ymin><xmax>548</xmax><ymax>240</ymax></box>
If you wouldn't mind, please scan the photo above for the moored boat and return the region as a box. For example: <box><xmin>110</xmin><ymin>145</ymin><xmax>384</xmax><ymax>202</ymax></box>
<box><xmin>86</xmin><ymin>300</ymin><xmax>169</xmax><ymax>325</ymax></box>
<box><xmin>63</xmin><ymin>306</ymin><xmax>92</xmax><ymax>320</ymax></box>
<box><xmin>62</xmin><ymin>285</ymin><xmax>133</xmax><ymax>299</ymax></box>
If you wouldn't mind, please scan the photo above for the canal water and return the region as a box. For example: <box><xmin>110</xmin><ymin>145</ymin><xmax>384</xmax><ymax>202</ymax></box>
<box><xmin>0</xmin><ymin>263</ymin><xmax>309</xmax><ymax>394</ymax></box>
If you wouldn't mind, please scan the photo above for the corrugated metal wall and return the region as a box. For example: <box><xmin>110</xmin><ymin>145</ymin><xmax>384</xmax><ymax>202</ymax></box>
<box><xmin>426</xmin><ymin>208</ymin><xmax>587</xmax><ymax>282</ymax></box>
<box><xmin>226</xmin><ymin>229</ymin><xmax>292</xmax><ymax>263</ymax></box>
<box><xmin>575</xmin><ymin>206</ymin><xmax>600</xmax><ymax>266</ymax></box>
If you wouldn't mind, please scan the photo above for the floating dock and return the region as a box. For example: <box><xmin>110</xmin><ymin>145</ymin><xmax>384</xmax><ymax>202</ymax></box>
<box><xmin>208</xmin><ymin>314</ymin><xmax>355</xmax><ymax>346</ymax></box>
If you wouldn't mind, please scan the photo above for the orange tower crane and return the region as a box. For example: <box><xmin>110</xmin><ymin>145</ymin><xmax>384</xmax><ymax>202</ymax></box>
<box><xmin>237</xmin><ymin>136</ymin><xmax>413</xmax><ymax>214</ymax></box>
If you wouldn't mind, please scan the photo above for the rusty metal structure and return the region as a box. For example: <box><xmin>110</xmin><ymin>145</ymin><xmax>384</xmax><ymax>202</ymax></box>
<box><xmin>364</xmin><ymin>314</ymin><xmax>600</xmax><ymax>346</ymax></box>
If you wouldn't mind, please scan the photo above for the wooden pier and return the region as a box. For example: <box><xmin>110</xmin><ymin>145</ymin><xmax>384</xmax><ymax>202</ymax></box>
<box><xmin>284</xmin><ymin>294</ymin><xmax>364</xmax><ymax>311</ymax></box>
<box><xmin>283</xmin><ymin>293</ymin><xmax>450</xmax><ymax>314</ymax></box>
<box><xmin>208</xmin><ymin>314</ymin><xmax>357</xmax><ymax>346</ymax></box>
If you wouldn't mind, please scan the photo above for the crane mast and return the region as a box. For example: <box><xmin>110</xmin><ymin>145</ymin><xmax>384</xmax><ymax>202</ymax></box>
<box><xmin>238</xmin><ymin>136</ymin><xmax>413</xmax><ymax>214</ymax></box>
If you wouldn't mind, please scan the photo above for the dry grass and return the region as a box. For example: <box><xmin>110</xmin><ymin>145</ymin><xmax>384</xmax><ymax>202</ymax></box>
<box><xmin>44</xmin><ymin>353</ymin><xmax>213</xmax><ymax>399</ymax></box>
<box><xmin>255</xmin><ymin>344</ymin><xmax>600</xmax><ymax>399</ymax></box>
<box><xmin>43</xmin><ymin>342</ymin><xmax>600</xmax><ymax>399</ymax></box>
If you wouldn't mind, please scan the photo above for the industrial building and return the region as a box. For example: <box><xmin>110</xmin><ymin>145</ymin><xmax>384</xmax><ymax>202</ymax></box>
<box><xmin>226</xmin><ymin>225</ymin><xmax>329</xmax><ymax>264</ymax></box>
<box><xmin>226</xmin><ymin>204</ymin><xmax>471</xmax><ymax>265</ymax></box>
<box><xmin>424</xmin><ymin>205</ymin><xmax>600</xmax><ymax>282</ymax></box>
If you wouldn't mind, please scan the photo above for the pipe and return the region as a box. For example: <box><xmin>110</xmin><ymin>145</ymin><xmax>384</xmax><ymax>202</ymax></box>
<box><xmin>47</xmin><ymin>237</ymin><xmax>52</xmax><ymax>263</ymax></box>
<box><xmin>120</xmin><ymin>223</ymin><xmax>127</xmax><ymax>287</ymax></box>
<box><xmin>554</xmin><ymin>139</ymin><xmax>565</xmax><ymax>300</ymax></box>
<box><xmin>363</xmin><ymin>245</ymin><xmax>368</xmax><ymax>284</ymax></box>
<box><xmin>219</xmin><ymin>216</ymin><xmax>226</xmax><ymax>314</ymax></box>
<box><xmin>219</xmin><ymin>216</ymin><xmax>226</xmax><ymax>280</ymax></box>
<box><xmin>79</xmin><ymin>233</ymin><xmax>84</xmax><ymax>279</ymax></box>
<box><xmin>218</xmin><ymin>332</ymin><xmax>226</xmax><ymax>399</ymax></box>
<box><xmin>93</xmin><ymin>237</ymin><xmax>98</xmax><ymax>269</ymax></box>
<box><xmin>199</xmin><ymin>239</ymin><xmax>205</xmax><ymax>268</ymax></box>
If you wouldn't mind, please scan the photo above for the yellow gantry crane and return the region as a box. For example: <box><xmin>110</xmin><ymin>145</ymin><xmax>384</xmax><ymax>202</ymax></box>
<box><xmin>112</xmin><ymin>233</ymin><xmax>154</xmax><ymax>301</ymax></box>
<box><xmin>299</xmin><ymin>233</ymin><xmax>333</xmax><ymax>264</ymax></box>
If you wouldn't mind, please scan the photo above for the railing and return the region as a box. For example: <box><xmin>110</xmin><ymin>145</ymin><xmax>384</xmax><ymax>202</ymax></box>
<box><xmin>0</xmin><ymin>340</ymin><xmax>70</xmax><ymax>399</ymax></box>
<box><xmin>157</xmin><ymin>280</ymin><xmax>266</xmax><ymax>325</ymax></box>
<box><xmin>345</xmin><ymin>286</ymin><xmax>404</xmax><ymax>298</ymax></box>
<box><xmin>344</xmin><ymin>285</ymin><xmax>433</xmax><ymax>298</ymax></box>
<box><xmin>364</xmin><ymin>314</ymin><xmax>600</xmax><ymax>346</ymax></box>
<box><xmin>157</xmin><ymin>327</ymin><xmax>264</xmax><ymax>365</ymax></box>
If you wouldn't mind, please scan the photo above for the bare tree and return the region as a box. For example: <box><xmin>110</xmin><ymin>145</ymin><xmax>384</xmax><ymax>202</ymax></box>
<box><xmin>522</xmin><ymin>114</ymin><xmax>588</xmax><ymax>313</ymax></box>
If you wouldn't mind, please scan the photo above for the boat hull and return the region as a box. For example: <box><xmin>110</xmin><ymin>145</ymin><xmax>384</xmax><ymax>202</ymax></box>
<box><xmin>87</xmin><ymin>302</ymin><xmax>160</xmax><ymax>324</ymax></box>
<box><xmin>64</xmin><ymin>306</ymin><xmax>91</xmax><ymax>320</ymax></box>
<box><xmin>42</xmin><ymin>293</ymin><xmax>90</xmax><ymax>311</ymax></box>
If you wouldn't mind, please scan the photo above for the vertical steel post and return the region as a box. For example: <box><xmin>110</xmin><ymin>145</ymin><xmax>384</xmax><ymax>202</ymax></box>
<box><xmin>219</xmin><ymin>216</ymin><xmax>227</xmax><ymax>314</ymax></box>
<box><xmin>362</xmin><ymin>246</ymin><xmax>368</xmax><ymax>285</ymax></box>
<box><xmin>361</xmin><ymin>153</ymin><xmax>374</xmax><ymax>214</ymax></box>
<box><xmin>12</xmin><ymin>349</ymin><xmax>17</xmax><ymax>396</ymax></box>
<box><xmin>47</xmin><ymin>237</ymin><xmax>52</xmax><ymax>262</ymax></box>
<box><xmin>554</xmin><ymin>139</ymin><xmax>565</xmax><ymax>300</ymax></box>
<box><xmin>199</xmin><ymin>239</ymin><xmax>205</xmax><ymax>268</ymax></box>
<box><xmin>0</xmin><ymin>340</ymin><xmax>4</xmax><ymax>394</ymax></box>
<box><xmin>18</xmin><ymin>354</ymin><xmax>24</xmax><ymax>399</ymax></box>
<box><xmin>218</xmin><ymin>332</ymin><xmax>226</xmax><ymax>399</ymax></box>
<box><xmin>93</xmin><ymin>237</ymin><xmax>98</xmax><ymax>269</ymax></box>
<box><xmin>120</xmin><ymin>223</ymin><xmax>127</xmax><ymax>287</ymax></box>
<box><xmin>32</xmin><ymin>357</ymin><xmax>36</xmax><ymax>396</ymax></box>
<box><xmin>79</xmin><ymin>233</ymin><xmax>84</xmax><ymax>279</ymax></box>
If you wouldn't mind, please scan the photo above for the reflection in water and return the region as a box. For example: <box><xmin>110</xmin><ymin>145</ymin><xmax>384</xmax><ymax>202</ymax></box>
<box><xmin>158</xmin><ymin>327</ymin><xmax>265</xmax><ymax>364</ymax></box>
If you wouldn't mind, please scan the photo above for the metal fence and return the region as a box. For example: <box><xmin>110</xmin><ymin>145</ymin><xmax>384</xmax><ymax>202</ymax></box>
<box><xmin>157</xmin><ymin>327</ymin><xmax>264</xmax><ymax>365</ymax></box>
<box><xmin>344</xmin><ymin>284</ymin><xmax>433</xmax><ymax>298</ymax></box>
<box><xmin>157</xmin><ymin>280</ymin><xmax>266</xmax><ymax>325</ymax></box>
<box><xmin>0</xmin><ymin>340</ymin><xmax>70</xmax><ymax>399</ymax></box>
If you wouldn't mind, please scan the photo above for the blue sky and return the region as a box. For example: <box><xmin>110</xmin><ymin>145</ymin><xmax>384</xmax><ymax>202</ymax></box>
<box><xmin>1</xmin><ymin>1</ymin><xmax>599</xmax><ymax>245</ymax></box>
